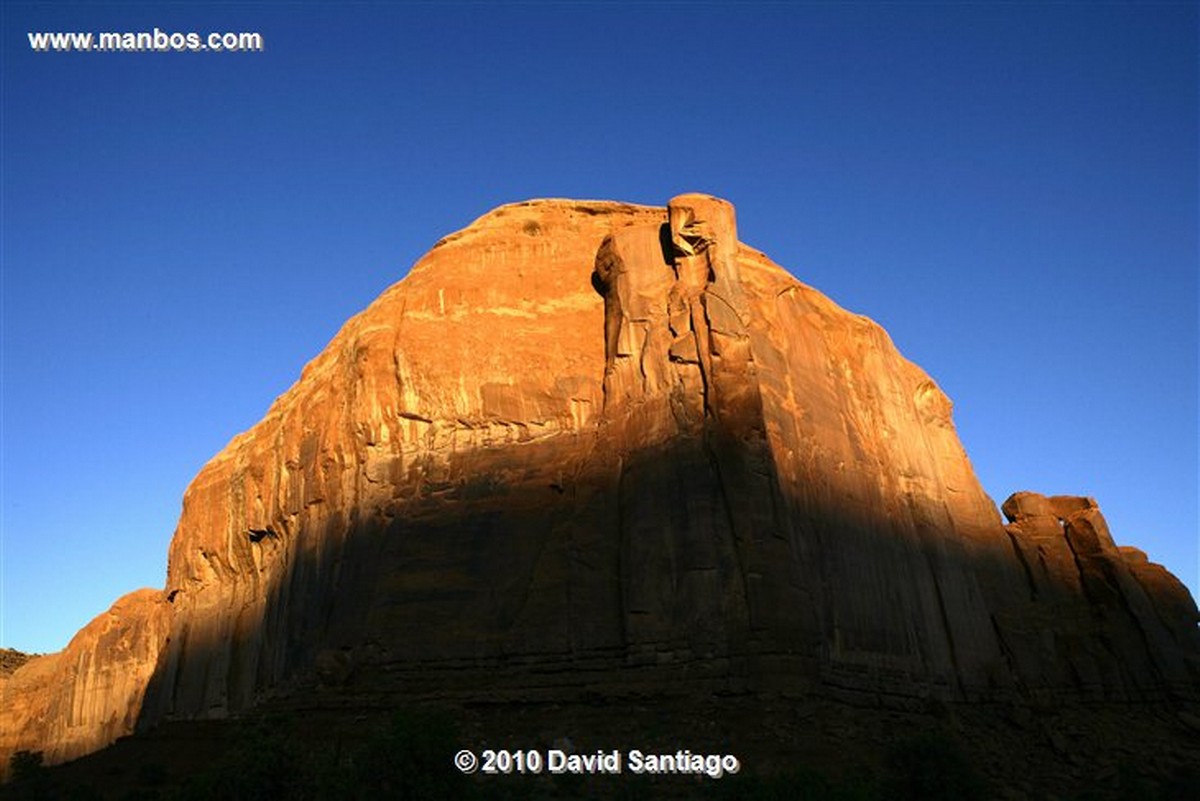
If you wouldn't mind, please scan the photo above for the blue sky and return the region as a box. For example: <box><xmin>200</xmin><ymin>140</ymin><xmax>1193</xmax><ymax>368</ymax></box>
<box><xmin>2</xmin><ymin>2</ymin><xmax>1196</xmax><ymax>654</ymax></box>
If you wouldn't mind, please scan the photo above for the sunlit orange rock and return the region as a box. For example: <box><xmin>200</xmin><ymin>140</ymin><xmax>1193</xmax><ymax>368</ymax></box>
<box><xmin>2</xmin><ymin>196</ymin><xmax>1196</xmax><ymax>772</ymax></box>
<box><xmin>0</xmin><ymin>589</ymin><xmax>169</xmax><ymax>766</ymax></box>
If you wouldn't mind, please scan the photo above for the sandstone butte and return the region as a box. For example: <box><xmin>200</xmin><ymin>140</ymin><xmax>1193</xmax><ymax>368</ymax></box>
<box><xmin>2</xmin><ymin>195</ymin><xmax>1198</xmax><ymax>782</ymax></box>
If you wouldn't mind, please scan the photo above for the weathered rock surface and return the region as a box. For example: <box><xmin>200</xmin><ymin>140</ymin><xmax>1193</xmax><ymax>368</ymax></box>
<box><xmin>0</xmin><ymin>590</ymin><xmax>169</xmax><ymax>765</ymax></box>
<box><xmin>997</xmin><ymin>492</ymin><xmax>1200</xmax><ymax>697</ymax></box>
<box><xmin>2</xmin><ymin>195</ymin><xmax>1197</xmax><ymax>775</ymax></box>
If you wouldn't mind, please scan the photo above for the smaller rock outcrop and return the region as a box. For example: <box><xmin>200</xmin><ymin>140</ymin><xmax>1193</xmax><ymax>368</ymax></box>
<box><xmin>997</xmin><ymin>492</ymin><xmax>1200</xmax><ymax>698</ymax></box>
<box><xmin>0</xmin><ymin>589</ymin><xmax>170</xmax><ymax>768</ymax></box>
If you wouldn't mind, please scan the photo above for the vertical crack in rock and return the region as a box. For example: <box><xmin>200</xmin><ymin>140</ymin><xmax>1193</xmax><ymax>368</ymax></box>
<box><xmin>925</xmin><ymin>551</ymin><xmax>967</xmax><ymax>698</ymax></box>
<box><xmin>989</xmin><ymin>612</ymin><xmax>1025</xmax><ymax>691</ymax></box>
<box><xmin>1003</xmin><ymin>526</ymin><xmax>1040</xmax><ymax>601</ymax></box>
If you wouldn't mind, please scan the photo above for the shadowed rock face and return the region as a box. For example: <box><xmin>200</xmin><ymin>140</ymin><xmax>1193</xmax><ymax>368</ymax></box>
<box><xmin>2</xmin><ymin>195</ymin><xmax>1197</xmax><ymax>769</ymax></box>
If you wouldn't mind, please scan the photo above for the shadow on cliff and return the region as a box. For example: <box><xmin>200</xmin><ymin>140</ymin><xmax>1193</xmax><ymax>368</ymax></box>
<box><xmin>135</xmin><ymin>433</ymin><xmax>972</xmax><ymax>717</ymax></box>
<box><xmin>119</xmin><ymin>422</ymin><xmax>1200</xmax><ymax>799</ymax></box>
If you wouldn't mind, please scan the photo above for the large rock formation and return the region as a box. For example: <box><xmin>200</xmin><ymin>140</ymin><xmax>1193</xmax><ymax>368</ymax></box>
<box><xmin>2</xmin><ymin>195</ymin><xmax>1197</xmax><ymax>776</ymax></box>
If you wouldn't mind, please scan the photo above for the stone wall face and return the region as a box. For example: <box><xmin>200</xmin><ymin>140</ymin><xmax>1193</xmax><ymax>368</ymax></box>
<box><xmin>2</xmin><ymin>197</ymin><xmax>1196</xmax><ymax>770</ymax></box>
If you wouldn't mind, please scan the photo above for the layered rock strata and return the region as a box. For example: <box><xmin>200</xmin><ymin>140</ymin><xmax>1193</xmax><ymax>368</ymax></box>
<box><xmin>2</xmin><ymin>195</ymin><xmax>1196</xmax><ymax>770</ymax></box>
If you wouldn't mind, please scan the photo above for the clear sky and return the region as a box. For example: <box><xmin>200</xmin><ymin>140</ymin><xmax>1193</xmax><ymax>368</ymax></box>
<box><xmin>2</xmin><ymin>2</ymin><xmax>1196</xmax><ymax>654</ymax></box>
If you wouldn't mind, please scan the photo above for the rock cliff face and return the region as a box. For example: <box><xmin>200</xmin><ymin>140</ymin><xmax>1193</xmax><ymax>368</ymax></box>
<box><xmin>0</xmin><ymin>590</ymin><xmax>169</xmax><ymax>765</ymax></box>
<box><xmin>2</xmin><ymin>195</ymin><xmax>1197</xmax><ymax>770</ymax></box>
